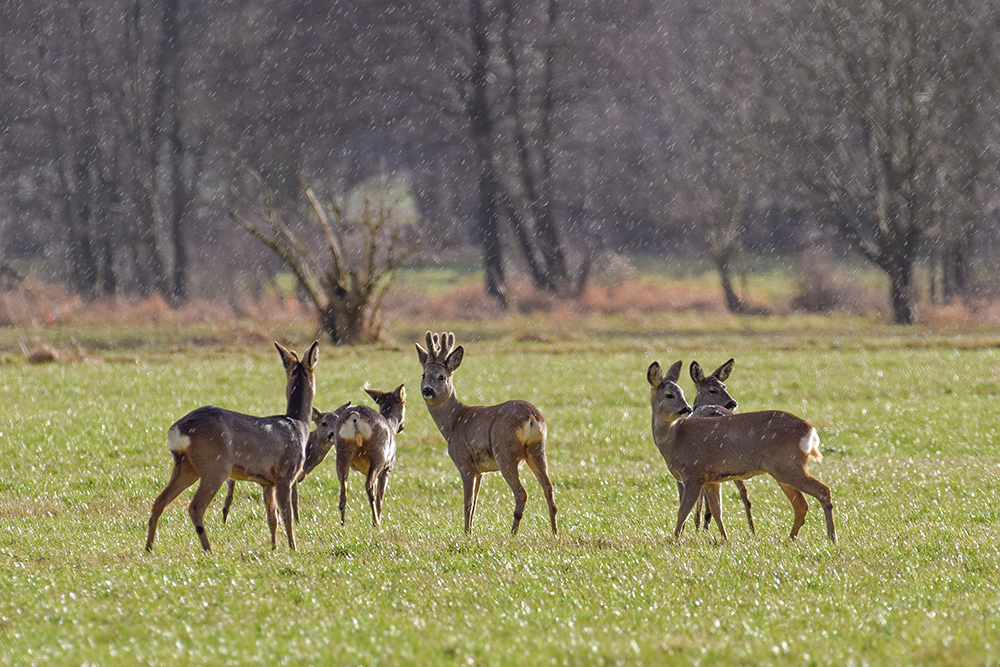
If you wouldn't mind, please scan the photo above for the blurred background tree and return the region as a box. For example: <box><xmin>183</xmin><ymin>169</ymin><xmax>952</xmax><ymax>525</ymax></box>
<box><xmin>2</xmin><ymin>0</ymin><xmax>998</xmax><ymax>330</ymax></box>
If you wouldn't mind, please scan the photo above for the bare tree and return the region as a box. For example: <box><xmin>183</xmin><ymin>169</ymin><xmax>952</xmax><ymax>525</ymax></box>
<box><xmin>230</xmin><ymin>169</ymin><xmax>416</xmax><ymax>344</ymax></box>
<box><xmin>741</xmin><ymin>0</ymin><xmax>1000</xmax><ymax>323</ymax></box>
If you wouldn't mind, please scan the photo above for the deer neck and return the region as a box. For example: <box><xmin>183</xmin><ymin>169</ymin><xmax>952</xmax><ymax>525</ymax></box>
<box><xmin>302</xmin><ymin>431</ymin><xmax>332</xmax><ymax>477</ymax></box>
<box><xmin>285</xmin><ymin>372</ymin><xmax>314</xmax><ymax>423</ymax></box>
<box><xmin>651</xmin><ymin>413</ymin><xmax>681</xmax><ymax>458</ymax></box>
<box><xmin>425</xmin><ymin>390</ymin><xmax>470</xmax><ymax>440</ymax></box>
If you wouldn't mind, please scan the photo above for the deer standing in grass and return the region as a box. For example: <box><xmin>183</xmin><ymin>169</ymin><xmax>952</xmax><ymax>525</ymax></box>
<box><xmin>145</xmin><ymin>342</ymin><xmax>319</xmax><ymax>552</ymax></box>
<box><xmin>688</xmin><ymin>359</ymin><xmax>755</xmax><ymax>534</ymax></box>
<box><xmin>416</xmin><ymin>332</ymin><xmax>558</xmax><ymax>535</ymax></box>
<box><xmin>334</xmin><ymin>385</ymin><xmax>405</xmax><ymax>527</ymax></box>
<box><xmin>647</xmin><ymin>360</ymin><xmax>836</xmax><ymax>543</ymax></box>
<box><xmin>220</xmin><ymin>402</ymin><xmax>352</xmax><ymax>525</ymax></box>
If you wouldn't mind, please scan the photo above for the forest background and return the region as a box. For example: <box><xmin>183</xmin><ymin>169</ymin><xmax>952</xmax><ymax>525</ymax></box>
<box><xmin>2</xmin><ymin>0</ymin><xmax>999</xmax><ymax>338</ymax></box>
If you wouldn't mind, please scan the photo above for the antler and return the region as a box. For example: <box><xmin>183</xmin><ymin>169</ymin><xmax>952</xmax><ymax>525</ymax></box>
<box><xmin>423</xmin><ymin>331</ymin><xmax>456</xmax><ymax>364</ymax></box>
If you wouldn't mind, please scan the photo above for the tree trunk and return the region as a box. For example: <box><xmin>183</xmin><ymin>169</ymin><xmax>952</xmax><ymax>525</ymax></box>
<box><xmin>468</xmin><ymin>0</ymin><xmax>508</xmax><ymax>309</ymax></box>
<box><xmin>318</xmin><ymin>293</ymin><xmax>368</xmax><ymax>345</ymax></box>
<box><xmin>887</xmin><ymin>258</ymin><xmax>915</xmax><ymax>325</ymax></box>
<box><xmin>716</xmin><ymin>251</ymin><xmax>748</xmax><ymax>314</ymax></box>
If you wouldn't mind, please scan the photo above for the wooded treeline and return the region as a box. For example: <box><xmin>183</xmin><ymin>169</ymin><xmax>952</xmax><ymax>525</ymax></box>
<box><xmin>2</xmin><ymin>0</ymin><xmax>998</xmax><ymax>324</ymax></box>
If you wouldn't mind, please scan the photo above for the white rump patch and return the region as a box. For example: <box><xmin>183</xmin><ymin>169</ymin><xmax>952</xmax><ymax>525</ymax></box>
<box><xmin>517</xmin><ymin>416</ymin><xmax>543</xmax><ymax>446</ymax></box>
<box><xmin>800</xmin><ymin>428</ymin><xmax>822</xmax><ymax>460</ymax></box>
<box><xmin>167</xmin><ymin>426</ymin><xmax>190</xmax><ymax>453</ymax></box>
<box><xmin>339</xmin><ymin>413</ymin><xmax>373</xmax><ymax>442</ymax></box>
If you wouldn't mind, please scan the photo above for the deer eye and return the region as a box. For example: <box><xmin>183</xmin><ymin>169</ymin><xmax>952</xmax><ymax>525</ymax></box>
<box><xmin>665</xmin><ymin>393</ymin><xmax>674</xmax><ymax>399</ymax></box>
<box><xmin>438</xmin><ymin>374</ymin><xmax>445</xmax><ymax>381</ymax></box>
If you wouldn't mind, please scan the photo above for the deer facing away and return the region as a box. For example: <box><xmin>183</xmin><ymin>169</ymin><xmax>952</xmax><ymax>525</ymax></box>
<box><xmin>334</xmin><ymin>385</ymin><xmax>405</xmax><ymax>527</ymax></box>
<box><xmin>145</xmin><ymin>341</ymin><xmax>319</xmax><ymax>552</ymax></box>
<box><xmin>416</xmin><ymin>332</ymin><xmax>558</xmax><ymax>535</ymax></box>
<box><xmin>220</xmin><ymin>401</ymin><xmax>352</xmax><ymax>525</ymax></box>
<box><xmin>647</xmin><ymin>360</ymin><xmax>836</xmax><ymax>543</ymax></box>
<box><xmin>689</xmin><ymin>358</ymin><xmax>755</xmax><ymax>534</ymax></box>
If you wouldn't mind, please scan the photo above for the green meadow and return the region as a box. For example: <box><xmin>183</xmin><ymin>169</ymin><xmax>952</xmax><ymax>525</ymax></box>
<box><xmin>1</xmin><ymin>313</ymin><xmax>999</xmax><ymax>665</ymax></box>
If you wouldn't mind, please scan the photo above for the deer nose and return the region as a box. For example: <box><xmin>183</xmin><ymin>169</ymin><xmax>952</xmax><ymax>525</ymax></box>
<box><xmin>422</xmin><ymin>387</ymin><xmax>435</xmax><ymax>399</ymax></box>
<box><xmin>726</xmin><ymin>400</ymin><xmax>738</xmax><ymax>410</ymax></box>
<box><xmin>680</xmin><ymin>406</ymin><xmax>692</xmax><ymax>415</ymax></box>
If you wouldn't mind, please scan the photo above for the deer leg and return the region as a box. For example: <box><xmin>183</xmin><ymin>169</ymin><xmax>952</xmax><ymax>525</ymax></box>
<box><xmin>777</xmin><ymin>483</ymin><xmax>808</xmax><ymax>539</ymax></box>
<box><xmin>525</xmin><ymin>446</ymin><xmax>558</xmax><ymax>536</ymax></box>
<box><xmin>734</xmin><ymin>480</ymin><xmax>754</xmax><ymax>534</ymax></box>
<box><xmin>461</xmin><ymin>472</ymin><xmax>480</xmax><ymax>534</ymax></box>
<box><xmin>375</xmin><ymin>471</ymin><xmax>390</xmax><ymax>523</ymax></box>
<box><xmin>221</xmin><ymin>479</ymin><xmax>236</xmax><ymax>524</ymax></box>
<box><xmin>498</xmin><ymin>457</ymin><xmax>528</xmax><ymax>536</ymax></box>
<box><xmin>470</xmin><ymin>473</ymin><xmax>483</xmax><ymax>526</ymax></box>
<box><xmin>675</xmin><ymin>480</ymin><xmax>703</xmax><ymax>538</ymax></box>
<box><xmin>366</xmin><ymin>466</ymin><xmax>380</xmax><ymax>528</ymax></box>
<box><xmin>262</xmin><ymin>484</ymin><xmax>279</xmax><ymax>549</ymax></box>
<box><xmin>187</xmin><ymin>472</ymin><xmax>227</xmax><ymax>552</ymax></box>
<box><xmin>275</xmin><ymin>479</ymin><xmax>296</xmax><ymax>551</ymax></box>
<box><xmin>145</xmin><ymin>455</ymin><xmax>199</xmax><ymax>552</ymax></box>
<box><xmin>291</xmin><ymin>483</ymin><xmax>300</xmax><ymax>524</ymax></box>
<box><xmin>337</xmin><ymin>455</ymin><xmax>351</xmax><ymax>525</ymax></box>
<box><xmin>703</xmin><ymin>482</ymin><xmax>727</xmax><ymax>541</ymax></box>
<box><xmin>777</xmin><ymin>472</ymin><xmax>836</xmax><ymax>543</ymax></box>
<box><xmin>696</xmin><ymin>490</ymin><xmax>708</xmax><ymax>531</ymax></box>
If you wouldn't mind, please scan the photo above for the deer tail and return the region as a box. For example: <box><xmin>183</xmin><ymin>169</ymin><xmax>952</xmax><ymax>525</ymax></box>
<box><xmin>800</xmin><ymin>427</ymin><xmax>822</xmax><ymax>461</ymax></box>
<box><xmin>518</xmin><ymin>415</ymin><xmax>544</xmax><ymax>446</ymax></box>
<box><xmin>339</xmin><ymin>410</ymin><xmax>373</xmax><ymax>443</ymax></box>
<box><xmin>167</xmin><ymin>425</ymin><xmax>190</xmax><ymax>453</ymax></box>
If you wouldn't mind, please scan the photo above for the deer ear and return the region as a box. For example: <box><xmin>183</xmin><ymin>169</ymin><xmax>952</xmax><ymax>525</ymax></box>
<box><xmin>311</xmin><ymin>406</ymin><xmax>322</xmax><ymax>424</ymax></box>
<box><xmin>714</xmin><ymin>358</ymin><xmax>735</xmax><ymax>382</ymax></box>
<box><xmin>365</xmin><ymin>388</ymin><xmax>384</xmax><ymax>402</ymax></box>
<box><xmin>689</xmin><ymin>361</ymin><xmax>704</xmax><ymax>385</ymax></box>
<box><xmin>665</xmin><ymin>360</ymin><xmax>683</xmax><ymax>383</ymax></box>
<box><xmin>445</xmin><ymin>345</ymin><xmax>464</xmax><ymax>372</ymax></box>
<box><xmin>396</xmin><ymin>384</ymin><xmax>406</xmax><ymax>402</ymax></box>
<box><xmin>415</xmin><ymin>343</ymin><xmax>429</xmax><ymax>366</ymax></box>
<box><xmin>647</xmin><ymin>361</ymin><xmax>663</xmax><ymax>387</ymax></box>
<box><xmin>304</xmin><ymin>341</ymin><xmax>319</xmax><ymax>369</ymax></box>
<box><xmin>275</xmin><ymin>342</ymin><xmax>297</xmax><ymax>369</ymax></box>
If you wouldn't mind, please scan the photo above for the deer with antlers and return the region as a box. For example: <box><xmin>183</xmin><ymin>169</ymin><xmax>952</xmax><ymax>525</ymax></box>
<box><xmin>647</xmin><ymin>360</ymin><xmax>836</xmax><ymax>543</ymax></box>
<box><xmin>688</xmin><ymin>358</ymin><xmax>755</xmax><ymax>534</ymax></box>
<box><xmin>333</xmin><ymin>385</ymin><xmax>405</xmax><ymax>528</ymax></box>
<box><xmin>416</xmin><ymin>332</ymin><xmax>558</xmax><ymax>535</ymax></box>
<box><xmin>145</xmin><ymin>342</ymin><xmax>319</xmax><ymax>552</ymax></box>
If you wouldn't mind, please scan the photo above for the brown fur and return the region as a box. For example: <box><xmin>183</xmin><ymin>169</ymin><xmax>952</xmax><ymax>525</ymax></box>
<box><xmin>689</xmin><ymin>358</ymin><xmax>754</xmax><ymax>533</ymax></box>
<box><xmin>220</xmin><ymin>402</ymin><xmax>352</xmax><ymax>525</ymax></box>
<box><xmin>416</xmin><ymin>332</ymin><xmax>558</xmax><ymax>535</ymax></box>
<box><xmin>647</xmin><ymin>360</ymin><xmax>836</xmax><ymax>543</ymax></box>
<box><xmin>333</xmin><ymin>385</ymin><xmax>405</xmax><ymax>528</ymax></box>
<box><xmin>145</xmin><ymin>341</ymin><xmax>319</xmax><ymax>552</ymax></box>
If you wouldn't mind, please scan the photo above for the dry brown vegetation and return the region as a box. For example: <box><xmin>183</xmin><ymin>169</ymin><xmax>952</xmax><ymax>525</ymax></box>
<box><xmin>4</xmin><ymin>273</ymin><xmax>1000</xmax><ymax>357</ymax></box>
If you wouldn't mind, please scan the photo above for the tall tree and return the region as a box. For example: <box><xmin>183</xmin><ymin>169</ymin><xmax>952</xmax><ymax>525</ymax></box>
<box><xmin>742</xmin><ymin>0</ymin><xmax>999</xmax><ymax>323</ymax></box>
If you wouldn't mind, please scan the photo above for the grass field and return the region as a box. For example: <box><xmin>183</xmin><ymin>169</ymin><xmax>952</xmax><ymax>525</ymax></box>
<box><xmin>1</xmin><ymin>311</ymin><xmax>1000</xmax><ymax>665</ymax></box>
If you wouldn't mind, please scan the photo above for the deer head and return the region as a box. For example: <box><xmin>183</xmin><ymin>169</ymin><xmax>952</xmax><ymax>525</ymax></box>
<box><xmin>647</xmin><ymin>360</ymin><xmax>692</xmax><ymax>423</ymax></box>
<box><xmin>690</xmin><ymin>358</ymin><xmax>737</xmax><ymax>411</ymax></box>
<box><xmin>365</xmin><ymin>384</ymin><xmax>407</xmax><ymax>432</ymax></box>
<box><xmin>416</xmin><ymin>332</ymin><xmax>464</xmax><ymax>407</ymax></box>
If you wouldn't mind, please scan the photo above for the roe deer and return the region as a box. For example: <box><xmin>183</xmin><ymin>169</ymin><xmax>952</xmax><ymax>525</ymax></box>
<box><xmin>416</xmin><ymin>332</ymin><xmax>558</xmax><ymax>535</ymax></box>
<box><xmin>145</xmin><ymin>342</ymin><xmax>319</xmax><ymax>552</ymax></box>
<box><xmin>334</xmin><ymin>385</ymin><xmax>405</xmax><ymax>527</ymax></box>
<box><xmin>220</xmin><ymin>402</ymin><xmax>352</xmax><ymax>525</ymax></box>
<box><xmin>689</xmin><ymin>358</ymin><xmax>755</xmax><ymax>534</ymax></box>
<box><xmin>647</xmin><ymin>360</ymin><xmax>836</xmax><ymax>543</ymax></box>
